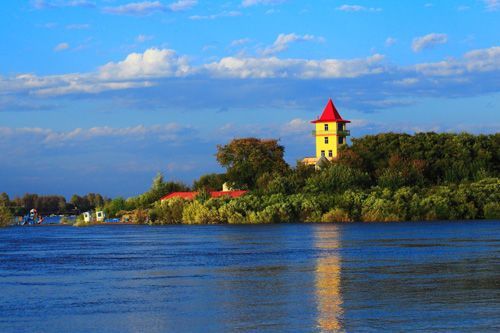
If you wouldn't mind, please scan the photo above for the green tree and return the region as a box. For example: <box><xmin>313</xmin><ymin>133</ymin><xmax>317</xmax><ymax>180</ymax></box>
<box><xmin>305</xmin><ymin>164</ymin><xmax>370</xmax><ymax>193</ymax></box>
<box><xmin>104</xmin><ymin>197</ymin><xmax>127</xmax><ymax>218</ymax></box>
<box><xmin>0</xmin><ymin>204</ymin><xmax>13</xmax><ymax>227</ymax></box>
<box><xmin>216</xmin><ymin>138</ymin><xmax>289</xmax><ymax>189</ymax></box>
<box><xmin>193</xmin><ymin>173</ymin><xmax>227</xmax><ymax>191</ymax></box>
<box><xmin>0</xmin><ymin>192</ymin><xmax>10</xmax><ymax>207</ymax></box>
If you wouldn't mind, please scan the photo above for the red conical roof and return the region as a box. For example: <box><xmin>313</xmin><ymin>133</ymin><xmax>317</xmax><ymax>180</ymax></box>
<box><xmin>311</xmin><ymin>99</ymin><xmax>350</xmax><ymax>123</ymax></box>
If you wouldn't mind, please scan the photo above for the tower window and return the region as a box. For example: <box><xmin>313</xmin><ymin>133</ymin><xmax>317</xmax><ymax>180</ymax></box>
<box><xmin>338</xmin><ymin>137</ymin><xmax>344</xmax><ymax>145</ymax></box>
<box><xmin>324</xmin><ymin>137</ymin><xmax>329</xmax><ymax>144</ymax></box>
<box><xmin>321</xmin><ymin>150</ymin><xmax>325</xmax><ymax>157</ymax></box>
<box><xmin>338</xmin><ymin>123</ymin><xmax>343</xmax><ymax>131</ymax></box>
<box><xmin>328</xmin><ymin>150</ymin><xmax>333</xmax><ymax>157</ymax></box>
<box><xmin>324</xmin><ymin>124</ymin><xmax>329</xmax><ymax>131</ymax></box>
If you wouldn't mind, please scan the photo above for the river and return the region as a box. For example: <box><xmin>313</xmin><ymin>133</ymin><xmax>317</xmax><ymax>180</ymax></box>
<box><xmin>0</xmin><ymin>221</ymin><xmax>499</xmax><ymax>332</ymax></box>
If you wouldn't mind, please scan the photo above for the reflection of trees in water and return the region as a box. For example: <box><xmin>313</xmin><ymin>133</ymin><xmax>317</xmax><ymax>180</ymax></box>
<box><xmin>315</xmin><ymin>225</ymin><xmax>343</xmax><ymax>332</ymax></box>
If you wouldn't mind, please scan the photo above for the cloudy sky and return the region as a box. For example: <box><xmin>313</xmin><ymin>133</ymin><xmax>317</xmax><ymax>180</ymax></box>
<box><xmin>1</xmin><ymin>0</ymin><xmax>499</xmax><ymax>198</ymax></box>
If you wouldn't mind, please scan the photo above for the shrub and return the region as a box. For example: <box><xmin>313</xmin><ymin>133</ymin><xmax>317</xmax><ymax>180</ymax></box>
<box><xmin>483</xmin><ymin>202</ymin><xmax>500</xmax><ymax>219</ymax></box>
<box><xmin>59</xmin><ymin>216</ymin><xmax>71</xmax><ymax>225</ymax></box>
<box><xmin>361</xmin><ymin>190</ymin><xmax>401</xmax><ymax>222</ymax></box>
<box><xmin>130</xmin><ymin>209</ymin><xmax>149</xmax><ymax>224</ymax></box>
<box><xmin>73</xmin><ymin>214</ymin><xmax>88</xmax><ymax>227</ymax></box>
<box><xmin>218</xmin><ymin>204</ymin><xmax>245</xmax><ymax>224</ymax></box>
<box><xmin>151</xmin><ymin>197</ymin><xmax>186</xmax><ymax>224</ymax></box>
<box><xmin>0</xmin><ymin>205</ymin><xmax>13</xmax><ymax>227</ymax></box>
<box><xmin>305</xmin><ymin>164</ymin><xmax>370</xmax><ymax>193</ymax></box>
<box><xmin>182</xmin><ymin>200</ymin><xmax>219</xmax><ymax>224</ymax></box>
<box><xmin>321</xmin><ymin>208</ymin><xmax>351</xmax><ymax>222</ymax></box>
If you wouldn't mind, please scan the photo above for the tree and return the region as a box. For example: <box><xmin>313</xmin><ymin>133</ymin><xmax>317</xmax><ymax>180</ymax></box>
<box><xmin>193</xmin><ymin>173</ymin><xmax>227</xmax><ymax>191</ymax></box>
<box><xmin>305</xmin><ymin>164</ymin><xmax>370</xmax><ymax>193</ymax></box>
<box><xmin>0</xmin><ymin>204</ymin><xmax>13</xmax><ymax>227</ymax></box>
<box><xmin>0</xmin><ymin>192</ymin><xmax>10</xmax><ymax>207</ymax></box>
<box><xmin>216</xmin><ymin>138</ymin><xmax>289</xmax><ymax>189</ymax></box>
<box><xmin>104</xmin><ymin>197</ymin><xmax>127</xmax><ymax>218</ymax></box>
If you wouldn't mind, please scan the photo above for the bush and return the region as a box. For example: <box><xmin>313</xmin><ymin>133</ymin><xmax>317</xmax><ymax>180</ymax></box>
<box><xmin>59</xmin><ymin>216</ymin><xmax>71</xmax><ymax>225</ymax></box>
<box><xmin>305</xmin><ymin>164</ymin><xmax>370</xmax><ymax>193</ymax></box>
<box><xmin>73</xmin><ymin>214</ymin><xmax>88</xmax><ymax>227</ymax></box>
<box><xmin>218</xmin><ymin>204</ymin><xmax>245</xmax><ymax>224</ymax></box>
<box><xmin>483</xmin><ymin>202</ymin><xmax>500</xmax><ymax>219</ymax></box>
<box><xmin>0</xmin><ymin>205</ymin><xmax>13</xmax><ymax>227</ymax></box>
<box><xmin>182</xmin><ymin>201</ymin><xmax>219</xmax><ymax>224</ymax></box>
<box><xmin>361</xmin><ymin>190</ymin><xmax>401</xmax><ymax>222</ymax></box>
<box><xmin>130</xmin><ymin>209</ymin><xmax>149</xmax><ymax>224</ymax></box>
<box><xmin>321</xmin><ymin>208</ymin><xmax>351</xmax><ymax>222</ymax></box>
<box><xmin>151</xmin><ymin>197</ymin><xmax>186</xmax><ymax>224</ymax></box>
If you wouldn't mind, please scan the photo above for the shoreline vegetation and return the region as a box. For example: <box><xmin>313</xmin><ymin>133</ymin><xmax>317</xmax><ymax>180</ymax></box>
<box><xmin>1</xmin><ymin>132</ymin><xmax>499</xmax><ymax>227</ymax></box>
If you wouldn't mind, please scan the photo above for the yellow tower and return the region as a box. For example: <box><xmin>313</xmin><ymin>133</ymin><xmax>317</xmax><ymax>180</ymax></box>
<box><xmin>311</xmin><ymin>99</ymin><xmax>350</xmax><ymax>162</ymax></box>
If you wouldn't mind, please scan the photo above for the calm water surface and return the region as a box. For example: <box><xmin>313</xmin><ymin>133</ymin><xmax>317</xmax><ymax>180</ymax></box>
<box><xmin>0</xmin><ymin>221</ymin><xmax>499</xmax><ymax>332</ymax></box>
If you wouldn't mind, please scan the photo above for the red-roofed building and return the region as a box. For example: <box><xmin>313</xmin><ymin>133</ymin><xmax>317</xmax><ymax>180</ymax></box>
<box><xmin>160</xmin><ymin>190</ymin><xmax>247</xmax><ymax>202</ymax></box>
<box><xmin>311</xmin><ymin>99</ymin><xmax>351</xmax><ymax>124</ymax></box>
<box><xmin>302</xmin><ymin>99</ymin><xmax>351</xmax><ymax>166</ymax></box>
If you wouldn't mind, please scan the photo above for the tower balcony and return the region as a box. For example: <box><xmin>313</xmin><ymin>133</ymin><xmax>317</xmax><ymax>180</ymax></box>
<box><xmin>338</xmin><ymin>130</ymin><xmax>350</xmax><ymax>136</ymax></box>
<box><xmin>312</xmin><ymin>130</ymin><xmax>350</xmax><ymax>136</ymax></box>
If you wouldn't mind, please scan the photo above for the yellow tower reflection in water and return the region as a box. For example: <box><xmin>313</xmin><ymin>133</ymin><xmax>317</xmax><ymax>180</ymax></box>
<box><xmin>315</xmin><ymin>225</ymin><xmax>344</xmax><ymax>332</ymax></box>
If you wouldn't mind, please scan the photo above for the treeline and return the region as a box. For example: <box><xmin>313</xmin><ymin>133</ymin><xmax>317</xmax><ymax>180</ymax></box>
<box><xmin>0</xmin><ymin>192</ymin><xmax>110</xmax><ymax>216</ymax></box>
<box><xmin>2</xmin><ymin>132</ymin><xmax>499</xmax><ymax>226</ymax></box>
<box><xmin>148</xmin><ymin>132</ymin><xmax>499</xmax><ymax>224</ymax></box>
<box><xmin>98</xmin><ymin>174</ymin><xmax>188</xmax><ymax>218</ymax></box>
<box><xmin>150</xmin><ymin>178</ymin><xmax>500</xmax><ymax>224</ymax></box>
<box><xmin>0</xmin><ymin>174</ymin><xmax>187</xmax><ymax>223</ymax></box>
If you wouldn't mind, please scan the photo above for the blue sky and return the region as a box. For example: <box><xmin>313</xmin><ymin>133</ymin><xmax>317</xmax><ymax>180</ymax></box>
<box><xmin>1</xmin><ymin>0</ymin><xmax>499</xmax><ymax>198</ymax></box>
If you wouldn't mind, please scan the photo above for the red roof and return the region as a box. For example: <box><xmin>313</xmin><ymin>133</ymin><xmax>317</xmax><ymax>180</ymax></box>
<box><xmin>160</xmin><ymin>190</ymin><xmax>248</xmax><ymax>201</ymax></box>
<box><xmin>311</xmin><ymin>99</ymin><xmax>350</xmax><ymax>123</ymax></box>
<box><xmin>210</xmin><ymin>190</ymin><xmax>248</xmax><ymax>198</ymax></box>
<box><xmin>161</xmin><ymin>192</ymin><xmax>198</xmax><ymax>200</ymax></box>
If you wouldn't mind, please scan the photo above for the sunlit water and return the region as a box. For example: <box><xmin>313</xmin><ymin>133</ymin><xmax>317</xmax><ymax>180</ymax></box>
<box><xmin>0</xmin><ymin>221</ymin><xmax>499</xmax><ymax>332</ymax></box>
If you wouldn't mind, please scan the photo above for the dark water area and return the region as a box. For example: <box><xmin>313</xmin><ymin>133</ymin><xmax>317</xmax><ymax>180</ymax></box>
<box><xmin>0</xmin><ymin>221</ymin><xmax>499</xmax><ymax>332</ymax></box>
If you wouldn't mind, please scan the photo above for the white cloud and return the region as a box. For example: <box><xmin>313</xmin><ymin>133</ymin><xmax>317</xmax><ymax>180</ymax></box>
<box><xmin>32</xmin><ymin>0</ymin><xmax>96</xmax><ymax>9</ymax></box>
<box><xmin>136</xmin><ymin>34</ymin><xmax>154</xmax><ymax>42</ymax></box>
<box><xmin>103</xmin><ymin>1</ymin><xmax>166</xmax><ymax>15</ymax></box>
<box><xmin>189</xmin><ymin>11</ymin><xmax>242</xmax><ymax>20</ymax></box>
<box><xmin>483</xmin><ymin>0</ymin><xmax>500</xmax><ymax>11</ymax></box>
<box><xmin>54</xmin><ymin>42</ymin><xmax>70</xmax><ymax>51</ymax></box>
<box><xmin>2</xmin><ymin>46</ymin><xmax>499</xmax><ymax>104</ymax></box>
<box><xmin>66</xmin><ymin>23</ymin><xmax>90</xmax><ymax>30</ymax></box>
<box><xmin>37</xmin><ymin>22</ymin><xmax>58</xmax><ymax>28</ymax></box>
<box><xmin>412</xmin><ymin>33</ymin><xmax>448</xmax><ymax>52</ymax></box>
<box><xmin>0</xmin><ymin>123</ymin><xmax>184</xmax><ymax>146</ymax></box>
<box><xmin>66</xmin><ymin>0</ymin><xmax>95</xmax><ymax>7</ymax></box>
<box><xmin>415</xmin><ymin>46</ymin><xmax>500</xmax><ymax>76</ymax></box>
<box><xmin>463</xmin><ymin>46</ymin><xmax>500</xmax><ymax>72</ymax></box>
<box><xmin>336</xmin><ymin>4</ymin><xmax>382</xmax><ymax>12</ymax></box>
<box><xmin>230</xmin><ymin>38</ymin><xmax>251</xmax><ymax>47</ymax></box>
<box><xmin>241</xmin><ymin>0</ymin><xmax>285</xmax><ymax>7</ymax></box>
<box><xmin>385</xmin><ymin>37</ymin><xmax>397</xmax><ymax>47</ymax></box>
<box><xmin>169</xmin><ymin>0</ymin><xmax>197</xmax><ymax>11</ymax></box>
<box><xmin>261</xmin><ymin>33</ymin><xmax>324</xmax><ymax>55</ymax></box>
<box><xmin>203</xmin><ymin>54</ymin><xmax>385</xmax><ymax>79</ymax></box>
<box><xmin>282</xmin><ymin>118</ymin><xmax>309</xmax><ymax>134</ymax></box>
<box><xmin>99</xmin><ymin>48</ymin><xmax>191</xmax><ymax>80</ymax></box>
<box><xmin>392</xmin><ymin>78</ymin><xmax>419</xmax><ymax>86</ymax></box>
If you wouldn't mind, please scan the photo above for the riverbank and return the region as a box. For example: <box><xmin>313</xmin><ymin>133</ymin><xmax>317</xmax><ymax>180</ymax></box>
<box><xmin>4</xmin><ymin>177</ymin><xmax>500</xmax><ymax>227</ymax></box>
<box><xmin>11</xmin><ymin>219</ymin><xmax>500</xmax><ymax>228</ymax></box>
<box><xmin>143</xmin><ymin>178</ymin><xmax>499</xmax><ymax>225</ymax></box>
